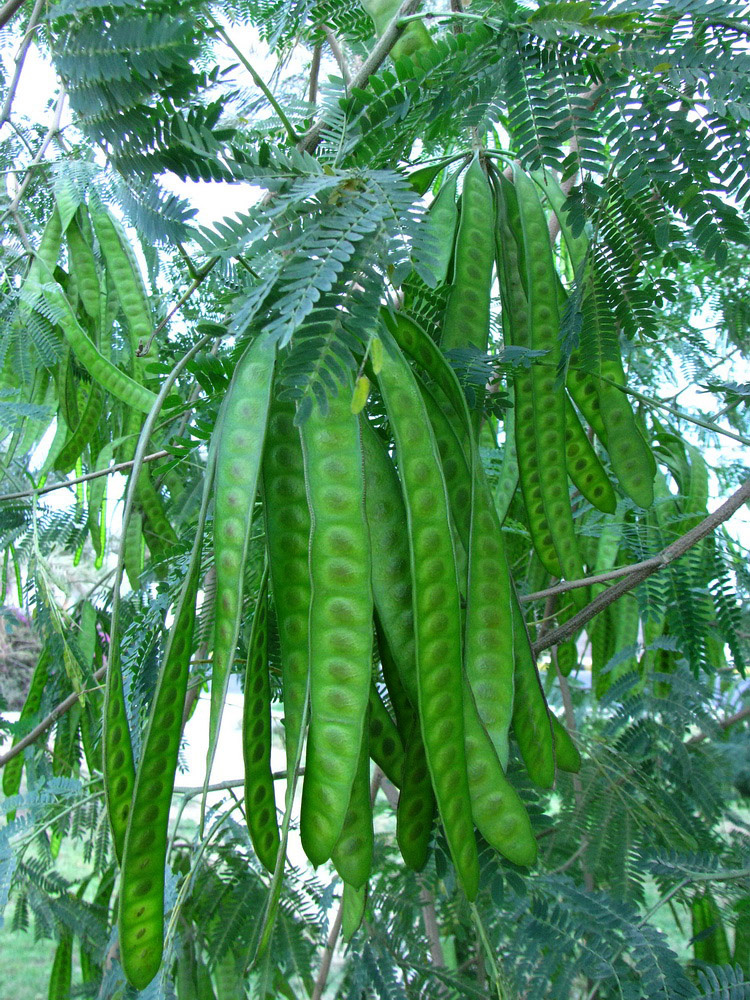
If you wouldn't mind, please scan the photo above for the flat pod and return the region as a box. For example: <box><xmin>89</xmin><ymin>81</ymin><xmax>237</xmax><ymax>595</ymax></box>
<box><xmin>209</xmin><ymin>335</ymin><xmax>276</xmax><ymax>785</ymax></box>
<box><xmin>262</xmin><ymin>396</ymin><xmax>311</xmax><ymax>779</ymax></box>
<box><xmin>494</xmin><ymin>174</ymin><xmax>562</xmax><ymax>578</ymax></box>
<box><xmin>299</xmin><ymin>382</ymin><xmax>373</xmax><ymax>866</ymax></box>
<box><xmin>368</xmin><ymin>682</ymin><xmax>405</xmax><ymax>788</ymax></box>
<box><xmin>376</xmin><ymin>328</ymin><xmax>479</xmax><ymax>900</ymax></box>
<box><xmin>462</xmin><ymin>680</ymin><xmax>537</xmax><ymax>867</ymax></box>
<box><xmin>242</xmin><ymin>567</ymin><xmax>280</xmax><ymax>873</ymax></box>
<box><xmin>550</xmin><ymin>713</ymin><xmax>582</xmax><ymax>774</ymax></box>
<box><xmin>360</xmin><ymin>419</ymin><xmax>418</xmax><ymax>704</ymax></box>
<box><xmin>510</xmin><ymin>591</ymin><xmax>555</xmax><ymax>789</ymax></box>
<box><xmin>118</xmin><ymin>439</ymin><xmax>215</xmax><ymax>990</ymax></box>
<box><xmin>331</xmin><ymin>725</ymin><xmax>374</xmax><ymax>890</ymax></box>
<box><xmin>513</xmin><ymin>166</ymin><xmax>585</xmax><ymax>598</ymax></box>
<box><xmin>441</xmin><ymin>155</ymin><xmax>494</xmax><ymax>353</ymax></box>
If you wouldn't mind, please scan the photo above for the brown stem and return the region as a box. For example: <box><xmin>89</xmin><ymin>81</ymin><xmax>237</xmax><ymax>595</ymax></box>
<box><xmin>532</xmin><ymin>478</ymin><xmax>750</xmax><ymax>655</ymax></box>
<box><xmin>323</xmin><ymin>27</ymin><xmax>350</xmax><ymax>86</ymax></box>
<box><xmin>420</xmin><ymin>886</ymin><xmax>445</xmax><ymax>967</ymax></box>
<box><xmin>3</xmin><ymin>91</ymin><xmax>66</xmax><ymax>220</ymax></box>
<box><xmin>0</xmin><ymin>450</ymin><xmax>170</xmax><ymax>504</ymax></box>
<box><xmin>0</xmin><ymin>0</ymin><xmax>44</xmax><ymax>125</ymax></box>
<box><xmin>687</xmin><ymin>703</ymin><xmax>750</xmax><ymax>745</ymax></box>
<box><xmin>0</xmin><ymin>667</ymin><xmax>107</xmax><ymax>770</ymax></box>
<box><xmin>299</xmin><ymin>0</ymin><xmax>425</xmax><ymax>153</ymax></box>
<box><xmin>0</xmin><ymin>0</ymin><xmax>27</xmax><ymax>31</ymax></box>
<box><xmin>309</xmin><ymin>42</ymin><xmax>322</xmax><ymax>104</ymax></box>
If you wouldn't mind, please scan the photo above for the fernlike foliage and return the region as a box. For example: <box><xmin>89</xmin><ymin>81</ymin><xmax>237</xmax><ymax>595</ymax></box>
<box><xmin>0</xmin><ymin>0</ymin><xmax>749</xmax><ymax>998</ymax></box>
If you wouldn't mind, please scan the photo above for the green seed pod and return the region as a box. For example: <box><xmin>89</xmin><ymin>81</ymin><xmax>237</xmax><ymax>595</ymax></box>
<box><xmin>550</xmin><ymin>713</ymin><xmax>582</xmax><ymax>773</ymax></box>
<box><xmin>368</xmin><ymin>681</ymin><xmax>405</xmax><ymax>788</ymax></box>
<box><xmin>262</xmin><ymin>397</ymin><xmax>311</xmax><ymax>782</ymax></box>
<box><xmin>209</xmin><ymin>335</ymin><xmax>275</xmax><ymax>786</ymax></box>
<box><xmin>510</xmin><ymin>591</ymin><xmax>555</xmax><ymax>789</ymax></box>
<box><xmin>118</xmin><ymin>441</ymin><xmax>214</xmax><ymax>989</ymax></box>
<box><xmin>376</xmin><ymin>328</ymin><xmax>479</xmax><ymax>900</ymax></box>
<box><xmin>341</xmin><ymin>882</ymin><xmax>367</xmax><ymax>941</ymax></box>
<box><xmin>563</xmin><ymin>395</ymin><xmax>617</xmax><ymax>514</ymax></box>
<box><xmin>331</xmin><ymin>726</ymin><xmax>374</xmax><ymax>890</ymax></box>
<box><xmin>442</xmin><ymin>155</ymin><xmax>494</xmax><ymax>353</ymax></box>
<box><xmin>463</xmin><ymin>680</ymin><xmax>537</xmax><ymax>867</ymax></box>
<box><xmin>299</xmin><ymin>381</ymin><xmax>373</xmax><ymax>866</ymax></box>
<box><xmin>242</xmin><ymin>568</ymin><xmax>280</xmax><ymax>874</ymax></box>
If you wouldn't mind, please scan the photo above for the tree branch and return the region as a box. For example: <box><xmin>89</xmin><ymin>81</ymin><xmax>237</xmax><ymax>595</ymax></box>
<box><xmin>0</xmin><ymin>450</ymin><xmax>170</xmax><ymax>504</ymax></box>
<box><xmin>309</xmin><ymin>42</ymin><xmax>322</xmax><ymax>104</ymax></box>
<box><xmin>0</xmin><ymin>667</ymin><xmax>106</xmax><ymax>770</ymax></box>
<box><xmin>0</xmin><ymin>0</ymin><xmax>27</xmax><ymax>31</ymax></box>
<box><xmin>298</xmin><ymin>0</ymin><xmax>425</xmax><ymax>154</ymax></box>
<box><xmin>532</xmin><ymin>477</ymin><xmax>750</xmax><ymax>655</ymax></box>
<box><xmin>323</xmin><ymin>27</ymin><xmax>350</xmax><ymax>86</ymax></box>
<box><xmin>0</xmin><ymin>0</ymin><xmax>44</xmax><ymax>125</ymax></box>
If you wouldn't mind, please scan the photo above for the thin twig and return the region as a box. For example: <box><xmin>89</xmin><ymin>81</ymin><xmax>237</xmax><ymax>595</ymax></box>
<box><xmin>521</xmin><ymin>560</ymin><xmax>667</xmax><ymax>603</ymax></box>
<box><xmin>146</xmin><ymin>256</ymin><xmax>220</xmax><ymax>352</ymax></box>
<box><xmin>0</xmin><ymin>450</ymin><xmax>170</xmax><ymax>503</ymax></box>
<box><xmin>532</xmin><ymin>477</ymin><xmax>750</xmax><ymax>655</ymax></box>
<box><xmin>687</xmin><ymin>703</ymin><xmax>750</xmax><ymax>744</ymax></box>
<box><xmin>323</xmin><ymin>26</ymin><xmax>351</xmax><ymax>86</ymax></box>
<box><xmin>2</xmin><ymin>91</ymin><xmax>66</xmax><ymax>221</ymax></box>
<box><xmin>206</xmin><ymin>12</ymin><xmax>300</xmax><ymax>143</ymax></box>
<box><xmin>0</xmin><ymin>667</ymin><xmax>106</xmax><ymax>769</ymax></box>
<box><xmin>0</xmin><ymin>0</ymin><xmax>44</xmax><ymax>125</ymax></box>
<box><xmin>298</xmin><ymin>0</ymin><xmax>425</xmax><ymax>154</ymax></box>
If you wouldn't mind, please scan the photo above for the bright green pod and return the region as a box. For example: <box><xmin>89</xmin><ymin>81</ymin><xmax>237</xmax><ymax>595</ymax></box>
<box><xmin>417</xmin><ymin>168</ymin><xmax>459</xmax><ymax>287</ymax></box>
<box><xmin>418</xmin><ymin>380</ymin><xmax>472</xmax><ymax>551</ymax></box>
<box><xmin>299</xmin><ymin>382</ymin><xmax>374</xmax><ymax>867</ymax></box>
<box><xmin>209</xmin><ymin>335</ymin><xmax>276</xmax><ymax>786</ymax></box>
<box><xmin>331</xmin><ymin>726</ymin><xmax>374</xmax><ymax>890</ymax></box>
<box><xmin>136</xmin><ymin>470</ymin><xmax>178</xmax><ymax>560</ymax></box>
<box><xmin>360</xmin><ymin>419</ymin><xmax>418</xmax><ymax>703</ymax></box>
<box><xmin>375</xmin><ymin>618</ymin><xmax>435</xmax><ymax>867</ymax></box>
<box><xmin>89</xmin><ymin>199</ymin><xmax>153</xmax><ymax>360</ymax></box>
<box><xmin>513</xmin><ymin>166</ymin><xmax>586</xmax><ymax>597</ymax></box>
<box><xmin>123</xmin><ymin>508</ymin><xmax>144</xmax><ymax>590</ymax></box>
<box><xmin>102</xmin><ymin>624</ymin><xmax>138</xmax><ymax>864</ymax></box>
<box><xmin>495</xmin><ymin>173</ymin><xmax>562</xmax><ymax>578</ymax></box>
<box><xmin>41</xmin><ymin>278</ymin><xmax>158</xmax><ymax>414</ymax></box>
<box><xmin>88</xmin><ymin>441</ymin><xmax>114</xmax><ymax>567</ymax></box>
<box><xmin>464</xmin><ymin>461</ymin><xmax>515</xmax><ymax>770</ymax></box>
<box><xmin>375</xmin><ymin>614</ymin><xmax>413</xmax><ymax>731</ymax></box>
<box><xmin>556</xmin><ymin>639</ymin><xmax>577</xmax><ymax>678</ymax></box>
<box><xmin>463</xmin><ymin>680</ymin><xmax>537</xmax><ymax>867</ymax></box>
<box><xmin>118</xmin><ymin>441</ymin><xmax>214</xmax><ymax>990</ymax></box>
<box><xmin>66</xmin><ymin>214</ymin><xmax>101</xmax><ymax>321</ymax></box>
<box><xmin>341</xmin><ymin>882</ymin><xmax>367</xmax><ymax>941</ymax></box>
<box><xmin>3</xmin><ymin>645</ymin><xmax>51</xmax><ymax>819</ymax></box>
<box><xmin>397</xmin><ymin>715</ymin><xmax>436</xmax><ymax>871</ymax></box>
<box><xmin>47</xmin><ymin>931</ymin><xmax>73</xmax><ymax>1000</ymax></box>
<box><xmin>494</xmin><ymin>406</ymin><xmax>519</xmax><ymax>526</ymax></box>
<box><xmin>566</xmin><ymin>350</ymin><xmax>608</xmax><ymax>444</ymax></box>
<box><xmin>18</xmin><ymin>207</ymin><xmax>63</xmax><ymax>321</ymax></box>
<box><xmin>510</xmin><ymin>592</ymin><xmax>555</xmax><ymax>789</ymax></box>
<box><xmin>53</xmin><ymin>381</ymin><xmax>104</xmax><ymax>474</ymax></box>
<box><xmin>368</xmin><ymin>682</ymin><xmax>405</xmax><ymax>789</ymax></box>
<box><xmin>563</xmin><ymin>395</ymin><xmax>617</xmax><ymax>514</ymax></box>
<box><xmin>261</xmin><ymin>397</ymin><xmax>311</xmax><ymax>779</ymax></box>
<box><xmin>441</xmin><ymin>155</ymin><xmax>494</xmax><ymax>353</ymax></box>
<box><xmin>550</xmin><ymin>713</ymin><xmax>582</xmax><ymax>773</ymax></box>
<box><xmin>382</xmin><ymin>311</ymin><xmax>470</xmax><ymax>432</ymax></box>
<box><xmin>376</xmin><ymin>329</ymin><xmax>479</xmax><ymax>901</ymax></box>
<box><xmin>242</xmin><ymin>567</ymin><xmax>280</xmax><ymax>874</ymax></box>
<box><xmin>734</xmin><ymin>903</ymin><xmax>750</xmax><ymax>974</ymax></box>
